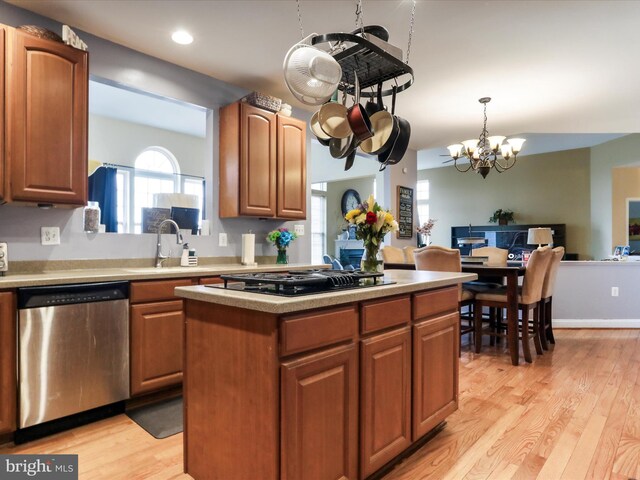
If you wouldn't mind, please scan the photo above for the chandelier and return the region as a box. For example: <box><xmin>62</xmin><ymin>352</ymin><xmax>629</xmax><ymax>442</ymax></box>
<box><xmin>445</xmin><ymin>97</ymin><xmax>525</xmax><ymax>179</ymax></box>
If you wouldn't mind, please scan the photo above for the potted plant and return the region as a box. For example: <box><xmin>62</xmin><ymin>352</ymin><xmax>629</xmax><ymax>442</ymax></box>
<box><xmin>489</xmin><ymin>209</ymin><xmax>514</xmax><ymax>225</ymax></box>
<box><xmin>266</xmin><ymin>228</ymin><xmax>297</xmax><ymax>264</ymax></box>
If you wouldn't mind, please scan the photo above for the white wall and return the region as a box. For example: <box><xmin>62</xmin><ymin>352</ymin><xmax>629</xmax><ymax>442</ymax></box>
<box><xmin>89</xmin><ymin>114</ymin><xmax>206</xmax><ymax>177</ymax></box>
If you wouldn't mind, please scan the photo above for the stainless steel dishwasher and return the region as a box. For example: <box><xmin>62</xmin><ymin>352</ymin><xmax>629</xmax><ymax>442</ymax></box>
<box><xmin>17</xmin><ymin>281</ymin><xmax>129</xmax><ymax>429</ymax></box>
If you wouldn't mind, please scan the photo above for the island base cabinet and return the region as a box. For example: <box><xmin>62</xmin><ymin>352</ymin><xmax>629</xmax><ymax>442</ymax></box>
<box><xmin>281</xmin><ymin>343</ymin><xmax>358</xmax><ymax>480</ymax></box>
<box><xmin>360</xmin><ymin>327</ymin><xmax>412</xmax><ymax>479</ymax></box>
<box><xmin>412</xmin><ymin>312</ymin><xmax>459</xmax><ymax>440</ymax></box>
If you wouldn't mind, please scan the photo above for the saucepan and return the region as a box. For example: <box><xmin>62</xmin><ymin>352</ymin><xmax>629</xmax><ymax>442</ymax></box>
<box><xmin>310</xmin><ymin>110</ymin><xmax>331</xmax><ymax>146</ymax></box>
<box><xmin>378</xmin><ymin>86</ymin><xmax>411</xmax><ymax>170</ymax></box>
<box><xmin>360</xmin><ymin>84</ymin><xmax>397</xmax><ymax>155</ymax></box>
<box><xmin>377</xmin><ymin>87</ymin><xmax>411</xmax><ymax>170</ymax></box>
<box><xmin>346</xmin><ymin>71</ymin><xmax>374</xmax><ymax>142</ymax></box>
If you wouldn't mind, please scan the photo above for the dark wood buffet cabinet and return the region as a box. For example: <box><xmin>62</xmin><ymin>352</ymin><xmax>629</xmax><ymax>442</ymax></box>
<box><xmin>1</xmin><ymin>24</ymin><xmax>88</xmax><ymax>206</ymax></box>
<box><xmin>183</xmin><ymin>285</ymin><xmax>460</xmax><ymax>480</ymax></box>
<box><xmin>219</xmin><ymin>101</ymin><xmax>307</xmax><ymax>220</ymax></box>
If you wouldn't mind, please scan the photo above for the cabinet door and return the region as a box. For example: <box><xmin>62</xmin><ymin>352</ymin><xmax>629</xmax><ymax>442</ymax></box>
<box><xmin>412</xmin><ymin>312</ymin><xmax>459</xmax><ymax>440</ymax></box>
<box><xmin>0</xmin><ymin>292</ymin><xmax>16</xmax><ymax>434</ymax></box>
<box><xmin>240</xmin><ymin>103</ymin><xmax>276</xmax><ymax>217</ymax></box>
<box><xmin>360</xmin><ymin>327</ymin><xmax>411</xmax><ymax>479</ymax></box>
<box><xmin>276</xmin><ymin>115</ymin><xmax>306</xmax><ymax>219</ymax></box>
<box><xmin>281</xmin><ymin>343</ymin><xmax>358</xmax><ymax>480</ymax></box>
<box><xmin>0</xmin><ymin>26</ymin><xmax>5</xmax><ymax>202</ymax></box>
<box><xmin>7</xmin><ymin>30</ymin><xmax>88</xmax><ymax>205</ymax></box>
<box><xmin>130</xmin><ymin>300</ymin><xmax>184</xmax><ymax>395</ymax></box>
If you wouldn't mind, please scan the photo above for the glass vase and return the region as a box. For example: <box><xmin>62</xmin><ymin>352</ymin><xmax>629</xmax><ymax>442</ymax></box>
<box><xmin>276</xmin><ymin>248</ymin><xmax>288</xmax><ymax>264</ymax></box>
<box><xmin>361</xmin><ymin>241</ymin><xmax>383</xmax><ymax>273</ymax></box>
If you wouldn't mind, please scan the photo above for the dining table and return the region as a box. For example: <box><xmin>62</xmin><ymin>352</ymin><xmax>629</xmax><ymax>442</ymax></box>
<box><xmin>384</xmin><ymin>261</ymin><xmax>527</xmax><ymax>366</ymax></box>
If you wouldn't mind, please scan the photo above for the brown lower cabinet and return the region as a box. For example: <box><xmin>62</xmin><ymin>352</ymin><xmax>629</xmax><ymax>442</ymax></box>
<box><xmin>281</xmin><ymin>344</ymin><xmax>358</xmax><ymax>480</ymax></box>
<box><xmin>0</xmin><ymin>291</ymin><xmax>16</xmax><ymax>434</ymax></box>
<box><xmin>412</xmin><ymin>312</ymin><xmax>459</xmax><ymax>440</ymax></box>
<box><xmin>184</xmin><ymin>285</ymin><xmax>460</xmax><ymax>480</ymax></box>
<box><xmin>360</xmin><ymin>327</ymin><xmax>412</xmax><ymax>478</ymax></box>
<box><xmin>129</xmin><ymin>279</ymin><xmax>194</xmax><ymax>396</ymax></box>
<box><xmin>130</xmin><ymin>300</ymin><xmax>184</xmax><ymax>396</ymax></box>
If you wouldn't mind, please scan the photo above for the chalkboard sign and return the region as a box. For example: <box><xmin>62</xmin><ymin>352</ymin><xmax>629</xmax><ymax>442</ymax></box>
<box><xmin>142</xmin><ymin>207</ymin><xmax>171</xmax><ymax>234</ymax></box>
<box><xmin>396</xmin><ymin>186</ymin><xmax>413</xmax><ymax>239</ymax></box>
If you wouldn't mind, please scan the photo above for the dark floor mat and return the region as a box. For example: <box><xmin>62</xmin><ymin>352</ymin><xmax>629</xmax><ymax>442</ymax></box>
<box><xmin>126</xmin><ymin>396</ymin><xmax>183</xmax><ymax>439</ymax></box>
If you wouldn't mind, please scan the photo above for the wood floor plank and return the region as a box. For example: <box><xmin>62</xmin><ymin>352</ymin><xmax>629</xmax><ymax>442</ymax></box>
<box><xmin>2</xmin><ymin>330</ymin><xmax>640</xmax><ymax>480</ymax></box>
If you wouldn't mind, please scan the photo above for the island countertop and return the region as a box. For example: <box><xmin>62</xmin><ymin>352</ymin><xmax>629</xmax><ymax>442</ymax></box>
<box><xmin>174</xmin><ymin>269</ymin><xmax>477</xmax><ymax>314</ymax></box>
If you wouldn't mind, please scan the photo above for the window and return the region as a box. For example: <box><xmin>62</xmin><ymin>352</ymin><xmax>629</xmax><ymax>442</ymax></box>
<box><xmin>311</xmin><ymin>182</ymin><xmax>327</xmax><ymax>264</ymax></box>
<box><xmin>416</xmin><ymin>179</ymin><xmax>430</xmax><ymax>226</ymax></box>
<box><xmin>114</xmin><ymin>147</ymin><xmax>204</xmax><ymax>234</ymax></box>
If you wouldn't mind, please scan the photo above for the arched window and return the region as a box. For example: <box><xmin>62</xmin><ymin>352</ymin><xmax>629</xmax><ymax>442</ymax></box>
<box><xmin>135</xmin><ymin>147</ymin><xmax>180</xmax><ymax>175</ymax></box>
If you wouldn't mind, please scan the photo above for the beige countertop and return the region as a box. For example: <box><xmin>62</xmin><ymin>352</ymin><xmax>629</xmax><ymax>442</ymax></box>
<box><xmin>0</xmin><ymin>263</ymin><xmax>327</xmax><ymax>289</ymax></box>
<box><xmin>175</xmin><ymin>269</ymin><xmax>477</xmax><ymax>314</ymax></box>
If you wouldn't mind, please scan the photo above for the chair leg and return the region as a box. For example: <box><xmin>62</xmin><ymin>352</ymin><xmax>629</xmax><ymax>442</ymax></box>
<box><xmin>521</xmin><ymin>307</ymin><xmax>532</xmax><ymax>363</ymax></box>
<box><xmin>496</xmin><ymin>308</ymin><xmax>503</xmax><ymax>345</ymax></box>
<box><xmin>474</xmin><ymin>301</ymin><xmax>483</xmax><ymax>354</ymax></box>
<box><xmin>538</xmin><ymin>300</ymin><xmax>548</xmax><ymax>351</ymax></box>
<box><xmin>547</xmin><ymin>298</ymin><xmax>556</xmax><ymax>344</ymax></box>
<box><xmin>532</xmin><ymin>306</ymin><xmax>544</xmax><ymax>355</ymax></box>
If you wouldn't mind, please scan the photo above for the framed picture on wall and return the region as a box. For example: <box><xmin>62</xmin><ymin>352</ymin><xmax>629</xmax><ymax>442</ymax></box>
<box><xmin>396</xmin><ymin>186</ymin><xmax>414</xmax><ymax>239</ymax></box>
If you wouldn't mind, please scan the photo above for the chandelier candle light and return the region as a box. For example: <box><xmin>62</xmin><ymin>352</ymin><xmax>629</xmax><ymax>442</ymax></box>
<box><xmin>446</xmin><ymin>97</ymin><xmax>526</xmax><ymax>179</ymax></box>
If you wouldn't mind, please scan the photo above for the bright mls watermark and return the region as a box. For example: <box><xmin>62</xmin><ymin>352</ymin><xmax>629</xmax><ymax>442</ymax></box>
<box><xmin>0</xmin><ymin>455</ymin><xmax>77</xmax><ymax>479</ymax></box>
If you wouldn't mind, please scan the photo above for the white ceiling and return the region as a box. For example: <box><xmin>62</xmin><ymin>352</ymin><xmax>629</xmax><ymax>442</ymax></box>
<box><xmin>10</xmin><ymin>0</ymin><xmax>640</xmax><ymax>154</ymax></box>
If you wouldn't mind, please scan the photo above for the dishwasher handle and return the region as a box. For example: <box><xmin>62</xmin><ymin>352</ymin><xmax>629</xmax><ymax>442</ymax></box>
<box><xmin>18</xmin><ymin>281</ymin><xmax>129</xmax><ymax>309</ymax></box>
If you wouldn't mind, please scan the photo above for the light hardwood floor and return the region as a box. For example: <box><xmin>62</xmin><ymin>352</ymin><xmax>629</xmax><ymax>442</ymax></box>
<box><xmin>2</xmin><ymin>329</ymin><xmax>639</xmax><ymax>480</ymax></box>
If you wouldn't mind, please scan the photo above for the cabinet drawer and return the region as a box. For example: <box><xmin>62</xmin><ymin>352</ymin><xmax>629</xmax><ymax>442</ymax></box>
<box><xmin>130</xmin><ymin>278</ymin><xmax>195</xmax><ymax>304</ymax></box>
<box><xmin>360</xmin><ymin>295</ymin><xmax>410</xmax><ymax>334</ymax></box>
<box><xmin>280</xmin><ymin>305</ymin><xmax>358</xmax><ymax>356</ymax></box>
<box><xmin>413</xmin><ymin>286</ymin><xmax>458</xmax><ymax>320</ymax></box>
<box><xmin>199</xmin><ymin>276</ymin><xmax>224</xmax><ymax>285</ymax></box>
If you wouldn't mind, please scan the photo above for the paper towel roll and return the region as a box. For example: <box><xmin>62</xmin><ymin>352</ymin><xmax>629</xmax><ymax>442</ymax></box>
<box><xmin>241</xmin><ymin>234</ymin><xmax>257</xmax><ymax>266</ymax></box>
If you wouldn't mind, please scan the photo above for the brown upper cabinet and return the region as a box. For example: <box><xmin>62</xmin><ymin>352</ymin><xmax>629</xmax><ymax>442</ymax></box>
<box><xmin>219</xmin><ymin>102</ymin><xmax>306</xmax><ymax>219</ymax></box>
<box><xmin>0</xmin><ymin>26</ymin><xmax>5</xmax><ymax>202</ymax></box>
<box><xmin>4</xmin><ymin>26</ymin><xmax>88</xmax><ymax>206</ymax></box>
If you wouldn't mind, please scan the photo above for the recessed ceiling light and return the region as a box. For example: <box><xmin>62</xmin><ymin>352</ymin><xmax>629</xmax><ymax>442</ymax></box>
<box><xmin>172</xmin><ymin>30</ymin><xmax>193</xmax><ymax>45</ymax></box>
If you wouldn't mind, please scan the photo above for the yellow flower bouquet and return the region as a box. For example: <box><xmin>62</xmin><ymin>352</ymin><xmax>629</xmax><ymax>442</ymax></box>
<box><xmin>344</xmin><ymin>194</ymin><xmax>398</xmax><ymax>272</ymax></box>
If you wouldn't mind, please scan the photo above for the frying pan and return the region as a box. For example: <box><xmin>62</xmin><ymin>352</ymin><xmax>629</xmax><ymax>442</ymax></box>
<box><xmin>330</xmin><ymin>134</ymin><xmax>359</xmax><ymax>159</ymax></box>
<box><xmin>365</xmin><ymin>84</ymin><xmax>383</xmax><ymax>117</ymax></box>
<box><xmin>344</xmin><ymin>149</ymin><xmax>356</xmax><ymax>171</ymax></box>
<box><xmin>310</xmin><ymin>110</ymin><xmax>332</xmax><ymax>147</ymax></box>
<box><xmin>378</xmin><ymin>86</ymin><xmax>411</xmax><ymax>169</ymax></box>
<box><xmin>346</xmin><ymin>72</ymin><xmax>374</xmax><ymax>142</ymax></box>
<box><xmin>360</xmin><ymin>84</ymin><xmax>397</xmax><ymax>155</ymax></box>
<box><xmin>318</xmin><ymin>90</ymin><xmax>351</xmax><ymax>139</ymax></box>
<box><xmin>350</xmin><ymin>25</ymin><xmax>390</xmax><ymax>42</ymax></box>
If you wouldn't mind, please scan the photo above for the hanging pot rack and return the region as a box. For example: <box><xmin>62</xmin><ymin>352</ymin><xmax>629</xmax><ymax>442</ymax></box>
<box><xmin>311</xmin><ymin>31</ymin><xmax>413</xmax><ymax>98</ymax></box>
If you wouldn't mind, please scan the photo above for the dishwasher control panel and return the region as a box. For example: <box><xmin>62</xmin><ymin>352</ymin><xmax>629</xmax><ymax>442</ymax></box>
<box><xmin>18</xmin><ymin>281</ymin><xmax>129</xmax><ymax>309</ymax></box>
<box><xmin>0</xmin><ymin>243</ymin><xmax>7</xmax><ymax>273</ymax></box>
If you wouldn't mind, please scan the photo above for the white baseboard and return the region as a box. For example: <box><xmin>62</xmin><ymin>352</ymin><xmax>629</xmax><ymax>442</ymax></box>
<box><xmin>554</xmin><ymin>319</ymin><xmax>640</xmax><ymax>328</ymax></box>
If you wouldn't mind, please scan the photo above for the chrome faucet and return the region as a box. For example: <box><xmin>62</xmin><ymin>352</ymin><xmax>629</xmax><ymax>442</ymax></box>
<box><xmin>156</xmin><ymin>219</ymin><xmax>183</xmax><ymax>268</ymax></box>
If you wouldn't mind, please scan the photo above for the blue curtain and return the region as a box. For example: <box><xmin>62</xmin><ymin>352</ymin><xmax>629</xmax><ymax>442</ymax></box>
<box><xmin>88</xmin><ymin>166</ymin><xmax>118</xmax><ymax>233</ymax></box>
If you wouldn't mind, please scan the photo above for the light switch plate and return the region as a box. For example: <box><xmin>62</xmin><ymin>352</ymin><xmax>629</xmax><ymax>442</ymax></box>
<box><xmin>218</xmin><ymin>232</ymin><xmax>228</xmax><ymax>247</ymax></box>
<box><xmin>0</xmin><ymin>243</ymin><xmax>7</xmax><ymax>272</ymax></box>
<box><xmin>41</xmin><ymin>227</ymin><xmax>60</xmax><ymax>245</ymax></box>
<box><xmin>294</xmin><ymin>224</ymin><xmax>305</xmax><ymax>236</ymax></box>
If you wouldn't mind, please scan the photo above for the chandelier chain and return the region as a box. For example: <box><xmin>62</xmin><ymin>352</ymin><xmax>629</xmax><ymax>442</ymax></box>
<box><xmin>296</xmin><ymin>0</ymin><xmax>305</xmax><ymax>40</ymax></box>
<box><xmin>406</xmin><ymin>0</ymin><xmax>416</xmax><ymax>64</ymax></box>
<box><xmin>355</xmin><ymin>0</ymin><xmax>365</xmax><ymax>36</ymax></box>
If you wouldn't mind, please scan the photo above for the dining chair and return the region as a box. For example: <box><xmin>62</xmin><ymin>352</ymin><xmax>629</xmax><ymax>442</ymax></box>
<box><xmin>414</xmin><ymin>246</ymin><xmax>474</xmax><ymax>352</ymax></box>
<box><xmin>381</xmin><ymin>245</ymin><xmax>405</xmax><ymax>264</ymax></box>
<box><xmin>473</xmin><ymin>247</ymin><xmax>553</xmax><ymax>363</ymax></box>
<box><xmin>539</xmin><ymin>246</ymin><xmax>565</xmax><ymax>350</ymax></box>
<box><xmin>471</xmin><ymin>246</ymin><xmax>509</xmax><ymax>265</ymax></box>
<box><xmin>403</xmin><ymin>246</ymin><xmax>417</xmax><ymax>264</ymax></box>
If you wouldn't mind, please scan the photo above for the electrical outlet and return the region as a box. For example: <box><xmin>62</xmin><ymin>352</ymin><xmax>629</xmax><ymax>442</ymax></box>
<box><xmin>0</xmin><ymin>243</ymin><xmax>7</xmax><ymax>272</ymax></box>
<box><xmin>294</xmin><ymin>224</ymin><xmax>305</xmax><ymax>236</ymax></box>
<box><xmin>218</xmin><ymin>232</ymin><xmax>228</xmax><ymax>247</ymax></box>
<box><xmin>611</xmin><ymin>286</ymin><xmax>619</xmax><ymax>297</ymax></box>
<box><xmin>41</xmin><ymin>227</ymin><xmax>60</xmax><ymax>245</ymax></box>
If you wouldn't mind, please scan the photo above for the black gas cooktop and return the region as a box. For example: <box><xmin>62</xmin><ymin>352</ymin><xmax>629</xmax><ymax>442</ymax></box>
<box><xmin>208</xmin><ymin>270</ymin><xmax>394</xmax><ymax>297</ymax></box>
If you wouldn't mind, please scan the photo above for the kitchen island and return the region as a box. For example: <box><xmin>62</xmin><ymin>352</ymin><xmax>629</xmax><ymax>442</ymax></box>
<box><xmin>175</xmin><ymin>269</ymin><xmax>476</xmax><ymax>480</ymax></box>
